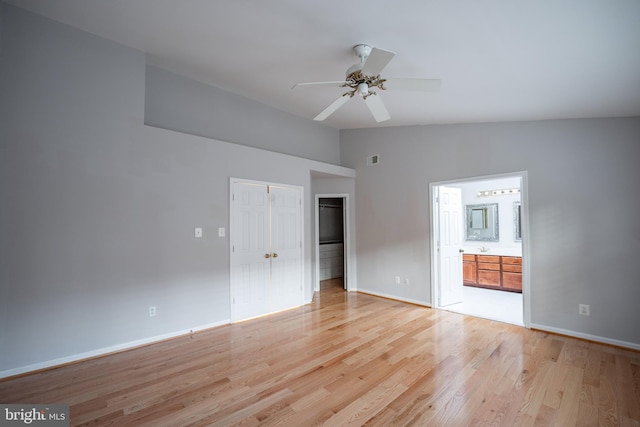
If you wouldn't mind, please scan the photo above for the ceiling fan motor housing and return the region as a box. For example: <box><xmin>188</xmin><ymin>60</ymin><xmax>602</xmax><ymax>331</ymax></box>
<box><xmin>353</xmin><ymin>44</ymin><xmax>372</xmax><ymax>61</ymax></box>
<box><xmin>346</xmin><ymin>44</ymin><xmax>372</xmax><ymax>77</ymax></box>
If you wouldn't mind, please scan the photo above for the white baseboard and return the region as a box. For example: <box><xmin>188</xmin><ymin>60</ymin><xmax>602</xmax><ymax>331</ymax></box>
<box><xmin>529</xmin><ymin>323</ymin><xmax>640</xmax><ymax>351</ymax></box>
<box><xmin>355</xmin><ymin>289</ymin><xmax>431</xmax><ymax>307</ymax></box>
<box><xmin>0</xmin><ymin>320</ymin><xmax>230</xmax><ymax>380</ymax></box>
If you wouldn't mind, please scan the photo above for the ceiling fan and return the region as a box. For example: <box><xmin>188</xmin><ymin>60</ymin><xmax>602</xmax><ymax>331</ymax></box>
<box><xmin>292</xmin><ymin>44</ymin><xmax>441</xmax><ymax>122</ymax></box>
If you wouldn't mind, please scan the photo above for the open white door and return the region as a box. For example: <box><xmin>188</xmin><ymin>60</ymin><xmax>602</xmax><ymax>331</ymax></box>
<box><xmin>438</xmin><ymin>186</ymin><xmax>464</xmax><ymax>307</ymax></box>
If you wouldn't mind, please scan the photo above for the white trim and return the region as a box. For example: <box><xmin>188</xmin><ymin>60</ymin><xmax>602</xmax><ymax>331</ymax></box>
<box><xmin>0</xmin><ymin>320</ymin><xmax>229</xmax><ymax>379</ymax></box>
<box><xmin>529</xmin><ymin>323</ymin><xmax>640</xmax><ymax>351</ymax></box>
<box><xmin>314</xmin><ymin>193</ymin><xmax>351</xmax><ymax>292</ymax></box>
<box><xmin>429</xmin><ymin>171</ymin><xmax>530</xmax><ymax>328</ymax></box>
<box><xmin>356</xmin><ymin>289</ymin><xmax>430</xmax><ymax>307</ymax></box>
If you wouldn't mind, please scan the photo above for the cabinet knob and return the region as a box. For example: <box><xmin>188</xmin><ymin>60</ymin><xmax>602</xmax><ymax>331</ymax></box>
<box><xmin>272</xmin><ymin>253</ymin><xmax>278</xmax><ymax>258</ymax></box>
<box><xmin>459</xmin><ymin>249</ymin><xmax>465</xmax><ymax>253</ymax></box>
<box><xmin>264</xmin><ymin>253</ymin><xmax>271</xmax><ymax>259</ymax></box>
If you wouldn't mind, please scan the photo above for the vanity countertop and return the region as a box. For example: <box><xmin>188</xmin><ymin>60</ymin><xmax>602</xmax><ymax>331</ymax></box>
<box><xmin>463</xmin><ymin>247</ymin><xmax>522</xmax><ymax>257</ymax></box>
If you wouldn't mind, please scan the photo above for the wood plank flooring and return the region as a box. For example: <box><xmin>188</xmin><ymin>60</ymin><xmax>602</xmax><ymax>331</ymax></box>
<box><xmin>1</xmin><ymin>279</ymin><xmax>639</xmax><ymax>426</ymax></box>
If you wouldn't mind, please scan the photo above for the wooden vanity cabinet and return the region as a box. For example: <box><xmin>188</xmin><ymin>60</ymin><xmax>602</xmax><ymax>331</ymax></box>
<box><xmin>463</xmin><ymin>254</ymin><xmax>522</xmax><ymax>293</ymax></box>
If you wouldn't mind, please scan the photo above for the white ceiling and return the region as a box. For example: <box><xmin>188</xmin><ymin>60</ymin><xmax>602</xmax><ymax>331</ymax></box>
<box><xmin>7</xmin><ymin>0</ymin><xmax>640</xmax><ymax>129</ymax></box>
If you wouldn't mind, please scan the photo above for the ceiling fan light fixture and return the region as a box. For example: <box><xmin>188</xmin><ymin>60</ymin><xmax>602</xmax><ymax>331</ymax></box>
<box><xmin>357</xmin><ymin>82</ymin><xmax>369</xmax><ymax>97</ymax></box>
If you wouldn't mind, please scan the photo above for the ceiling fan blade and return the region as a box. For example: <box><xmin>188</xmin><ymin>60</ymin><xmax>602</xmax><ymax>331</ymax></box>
<box><xmin>384</xmin><ymin>78</ymin><xmax>442</xmax><ymax>92</ymax></box>
<box><xmin>364</xmin><ymin>94</ymin><xmax>390</xmax><ymax>122</ymax></box>
<box><xmin>313</xmin><ymin>94</ymin><xmax>352</xmax><ymax>121</ymax></box>
<box><xmin>362</xmin><ymin>48</ymin><xmax>395</xmax><ymax>76</ymax></box>
<box><xmin>291</xmin><ymin>81</ymin><xmax>348</xmax><ymax>89</ymax></box>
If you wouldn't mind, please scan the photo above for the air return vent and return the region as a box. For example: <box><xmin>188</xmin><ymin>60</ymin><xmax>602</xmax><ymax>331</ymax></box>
<box><xmin>366</xmin><ymin>154</ymin><xmax>380</xmax><ymax>166</ymax></box>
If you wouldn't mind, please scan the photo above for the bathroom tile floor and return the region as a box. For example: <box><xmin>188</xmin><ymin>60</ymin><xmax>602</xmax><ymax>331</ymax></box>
<box><xmin>443</xmin><ymin>285</ymin><xmax>524</xmax><ymax>326</ymax></box>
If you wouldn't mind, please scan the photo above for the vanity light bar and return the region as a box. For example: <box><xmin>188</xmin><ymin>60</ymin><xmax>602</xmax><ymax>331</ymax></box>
<box><xmin>477</xmin><ymin>188</ymin><xmax>520</xmax><ymax>197</ymax></box>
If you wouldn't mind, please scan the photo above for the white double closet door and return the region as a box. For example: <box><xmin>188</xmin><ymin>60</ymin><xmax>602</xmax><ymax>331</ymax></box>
<box><xmin>230</xmin><ymin>180</ymin><xmax>303</xmax><ymax>322</ymax></box>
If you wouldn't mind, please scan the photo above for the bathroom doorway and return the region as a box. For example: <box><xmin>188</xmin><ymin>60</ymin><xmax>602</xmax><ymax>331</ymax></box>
<box><xmin>430</xmin><ymin>172</ymin><xmax>529</xmax><ymax>326</ymax></box>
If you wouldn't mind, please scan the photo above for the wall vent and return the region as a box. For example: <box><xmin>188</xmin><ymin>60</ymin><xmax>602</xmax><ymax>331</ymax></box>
<box><xmin>366</xmin><ymin>154</ymin><xmax>380</xmax><ymax>166</ymax></box>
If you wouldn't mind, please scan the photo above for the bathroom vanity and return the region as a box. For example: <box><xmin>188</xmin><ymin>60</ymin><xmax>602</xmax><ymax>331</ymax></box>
<box><xmin>463</xmin><ymin>254</ymin><xmax>522</xmax><ymax>292</ymax></box>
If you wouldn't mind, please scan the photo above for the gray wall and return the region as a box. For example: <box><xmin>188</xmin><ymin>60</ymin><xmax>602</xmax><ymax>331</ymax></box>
<box><xmin>145</xmin><ymin>65</ymin><xmax>340</xmax><ymax>164</ymax></box>
<box><xmin>341</xmin><ymin>118</ymin><xmax>640</xmax><ymax>347</ymax></box>
<box><xmin>0</xmin><ymin>4</ymin><xmax>350</xmax><ymax>375</ymax></box>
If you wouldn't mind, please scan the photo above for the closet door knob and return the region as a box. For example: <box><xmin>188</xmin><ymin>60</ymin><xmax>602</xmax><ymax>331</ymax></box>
<box><xmin>264</xmin><ymin>253</ymin><xmax>271</xmax><ymax>259</ymax></box>
<box><xmin>272</xmin><ymin>253</ymin><xmax>278</xmax><ymax>258</ymax></box>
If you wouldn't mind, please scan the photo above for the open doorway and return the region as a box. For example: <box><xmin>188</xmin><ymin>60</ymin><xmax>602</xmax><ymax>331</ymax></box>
<box><xmin>315</xmin><ymin>195</ymin><xmax>348</xmax><ymax>292</ymax></box>
<box><xmin>430</xmin><ymin>172</ymin><xmax>529</xmax><ymax>326</ymax></box>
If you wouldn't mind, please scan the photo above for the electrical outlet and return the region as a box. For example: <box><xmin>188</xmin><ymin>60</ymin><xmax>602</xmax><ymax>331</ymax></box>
<box><xmin>149</xmin><ymin>306</ymin><xmax>156</xmax><ymax>317</ymax></box>
<box><xmin>579</xmin><ymin>304</ymin><xmax>590</xmax><ymax>316</ymax></box>
<box><xmin>195</xmin><ymin>227</ymin><xmax>203</xmax><ymax>238</ymax></box>
<box><xmin>395</xmin><ymin>276</ymin><xmax>401</xmax><ymax>285</ymax></box>
<box><xmin>404</xmin><ymin>278</ymin><xmax>410</xmax><ymax>285</ymax></box>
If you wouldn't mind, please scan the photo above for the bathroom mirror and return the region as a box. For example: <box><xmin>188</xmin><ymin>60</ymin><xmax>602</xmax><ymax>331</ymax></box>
<box><xmin>465</xmin><ymin>203</ymin><xmax>499</xmax><ymax>241</ymax></box>
<box><xmin>514</xmin><ymin>201</ymin><xmax>522</xmax><ymax>241</ymax></box>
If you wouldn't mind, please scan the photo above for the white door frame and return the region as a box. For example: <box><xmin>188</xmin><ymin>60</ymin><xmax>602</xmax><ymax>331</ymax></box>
<box><xmin>314</xmin><ymin>193</ymin><xmax>351</xmax><ymax>292</ymax></box>
<box><xmin>229</xmin><ymin>177</ymin><xmax>304</xmax><ymax>322</ymax></box>
<box><xmin>429</xmin><ymin>171</ymin><xmax>531</xmax><ymax>327</ymax></box>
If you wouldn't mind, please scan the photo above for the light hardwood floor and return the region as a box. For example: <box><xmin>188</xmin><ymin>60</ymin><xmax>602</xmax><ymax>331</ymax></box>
<box><xmin>1</xmin><ymin>279</ymin><xmax>639</xmax><ymax>426</ymax></box>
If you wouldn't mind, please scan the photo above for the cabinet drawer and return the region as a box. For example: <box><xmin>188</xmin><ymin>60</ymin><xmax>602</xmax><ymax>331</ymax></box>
<box><xmin>478</xmin><ymin>270</ymin><xmax>501</xmax><ymax>286</ymax></box>
<box><xmin>502</xmin><ymin>264</ymin><xmax>522</xmax><ymax>273</ymax></box>
<box><xmin>463</xmin><ymin>254</ymin><xmax>476</xmax><ymax>262</ymax></box>
<box><xmin>502</xmin><ymin>256</ymin><xmax>522</xmax><ymax>265</ymax></box>
<box><xmin>477</xmin><ymin>255</ymin><xmax>500</xmax><ymax>263</ymax></box>
<box><xmin>478</xmin><ymin>262</ymin><xmax>500</xmax><ymax>271</ymax></box>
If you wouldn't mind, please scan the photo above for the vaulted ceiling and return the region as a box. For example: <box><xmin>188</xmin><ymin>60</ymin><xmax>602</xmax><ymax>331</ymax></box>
<box><xmin>7</xmin><ymin>0</ymin><xmax>640</xmax><ymax>129</ymax></box>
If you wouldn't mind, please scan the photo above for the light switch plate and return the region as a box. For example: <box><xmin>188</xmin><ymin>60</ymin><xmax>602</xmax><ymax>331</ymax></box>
<box><xmin>218</xmin><ymin>227</ymin><xmax>225</xmax><ymax>237</ymax></box>
<box><xmin>195</xmin><ymin>227</ymin><xmax>203</xmax><ymax>238</ymax></box>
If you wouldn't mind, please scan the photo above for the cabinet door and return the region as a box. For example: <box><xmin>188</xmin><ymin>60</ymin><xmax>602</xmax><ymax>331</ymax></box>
<box><xmin>478</xmin><ymin>270</ymin><xmax>501</xmax><ymax>287</ymax></box>
<box><xmin>502</xmin><ymin>272</ymin><xmax>522</xmax><ymax>291</ymax></box>
<box><xmin>463</xmin><ymin>260</ymin><xmax>476</xmax><ymax>284</ymax></box>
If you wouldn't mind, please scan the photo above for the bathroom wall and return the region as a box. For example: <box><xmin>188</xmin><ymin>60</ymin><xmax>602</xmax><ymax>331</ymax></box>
<box><xmin>451</xmin><ymin>176</ymin><xmax>522</xmax><ymax>256</ymax></box>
